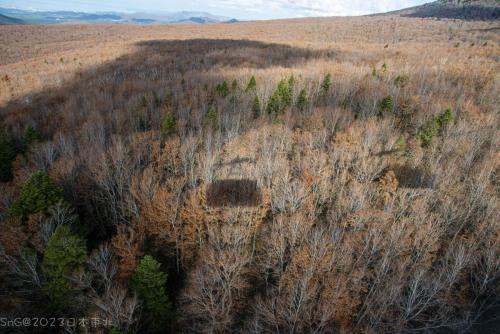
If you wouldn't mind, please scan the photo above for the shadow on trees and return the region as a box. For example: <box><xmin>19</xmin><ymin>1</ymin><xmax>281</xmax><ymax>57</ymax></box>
<box><xmin>394</xmin><ymin>165</ymin><xmax>435</xmax><ymax>189</ymax></box>
<box><xmin>1</xmin><ymin>38</ymin><xmax>337</xmax><ymax>319</ymax></box>
<box><xmin>0</xmin><ymin>38</ymin><xmax>337</xmax><ymax>239</ymax></box>
<box><xmin>206</xmin><ymin>179</ymin><xmax>261</xmax><ymax>207</ymax></box>
<box><xmin>1</xmin><ymin>38</ymin><xmax>339</xmax><ymax>138</ymax></box>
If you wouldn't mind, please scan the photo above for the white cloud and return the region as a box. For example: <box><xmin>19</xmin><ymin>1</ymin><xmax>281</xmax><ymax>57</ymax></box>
<box><xmin>2</xmin><ymin>0</ymin><xmax>432</xmax><ymax>19</ymax></box>
<box><xmin>210</xmin><ymin>0</ymin><xmax>430</xmax><ymax>17</ymax></box>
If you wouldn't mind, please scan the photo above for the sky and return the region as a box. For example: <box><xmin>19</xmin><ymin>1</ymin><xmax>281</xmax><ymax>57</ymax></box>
<box><xmin>0</xmin><ymin>0</ymin><xmax>432</xmax><ymax>20</ymax></box>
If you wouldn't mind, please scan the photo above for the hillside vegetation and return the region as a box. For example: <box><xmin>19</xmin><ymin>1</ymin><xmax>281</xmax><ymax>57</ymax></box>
<box><xmin>0</xmin><ymin>14</ymin><xmax>499</xmax><ymax>333</ymax></box>
<box><xmin>390</xmin><ymin>0</ymin><xmax>500</xmax><ymax>19</ymax></box>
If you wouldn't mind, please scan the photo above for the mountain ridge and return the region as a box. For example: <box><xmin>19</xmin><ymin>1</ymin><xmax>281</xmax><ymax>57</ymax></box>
<box><xmin>0</xmin><ymin>13</ymin><xmax>24</xmax><ymax>25</ymax></box>
<box><xmin>0</xmin><ymin>7</ymin><xmax>237</xmax><ymax>25</ymax></box>
<box><xmin>378</xmin><ymin>0</ymin><xmax>499</xmax><ymax>20</ymax></box>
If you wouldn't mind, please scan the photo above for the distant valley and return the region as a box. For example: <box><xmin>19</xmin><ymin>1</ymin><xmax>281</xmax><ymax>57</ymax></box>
<box><xmin>0</xmin><ymin>7</ymin><xmax>238</xmax><ymax>25</ymax></box>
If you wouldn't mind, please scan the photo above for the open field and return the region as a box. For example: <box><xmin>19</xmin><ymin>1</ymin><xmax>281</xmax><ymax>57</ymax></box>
<box><xmin>1</xmin><ymin>13</ymin><xmax>499</xmax><ymax>333</ymax></box>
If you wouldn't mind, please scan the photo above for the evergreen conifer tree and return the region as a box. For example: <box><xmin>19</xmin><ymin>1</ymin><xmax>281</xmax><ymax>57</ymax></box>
<box><xmin>41</xmin><ymin>225</ymin><xmax>87</xmax><ymax>313</ymax></box>
<box><xmin>131</xmin><ymin>255</ymin><xmax>172</xmax><ymax>332</ymax></box>
<box><xmin>10</xmin><ymin>171</ymin><xmax>63</xmax><ymax>217</ymax></box>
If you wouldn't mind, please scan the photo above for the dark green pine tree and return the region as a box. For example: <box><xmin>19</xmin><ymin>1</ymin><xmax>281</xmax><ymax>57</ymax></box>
<box><xmin>297</xmin><ymin>88</ymin><xmax>308</xmax><ymax>110</ymax></box>
<box><xmin>204</xmin><ymin>106</ymin><xmax>218</xmax><ymax>129</ymax></box>
<box><xmin>277</xmin><ymin>78</ymin><xmax>292</xmax><ymax>107</ymax></box>
<box><xmin>216</xmin><ymin>81</ymin><xmax>229</xmax><ymax>97</ymax></box>
<box><xmin>9</xmin><ymin>170</ymin><xmax>63</xmax><ymax>217</ymax></box>
<box><xmin>378</xmin><ymin>95</ymin><xmax>394</xmax><ymax>116</ymax></box>
<box><xmin>245</xmin><ymin>76</ymin><xmax>257</xmax><ymax>93</ymax></box>
<box><xmin>41</xmin><ymin>225</ymin><xmax>87</xmax><ymax>313</ymax></box>
<box><xmin>0</xmin><ymin>128</ymin><xmax>17</xmax><ymax>182</ymax></box>
<box><xmin>437</xmin><ymin>108</ymin><xmax>454</xmax><ymax>135</ymax></box>
<box><xmin>131</xmin><ymin>255</ymin><xmax>173</xmax><ymax>332</ymax></box>
<box><xmin>266</xmin><ymin>89</ymin><xmax>281</xmax><ymax>114</ymax></box>
<box><xmin>321</xmin><ymin>73</ymin><xmax>332</xmax><ymax>94</ymax></box>
<box><xmin>267</xmin><ymin>78</ymin><xmax>293</xmax><ymax>114</ymax></box>
<box><xmin>23</xmin><ymin>125</ymin><xmax>41</xmax><ymax>153</ymax></box>
<box><xmin>160</xmin><ymin>112</ymin><xmax>176</xmax><ymax>140</ymax></box>
<box><xmin>416</xmin><ymin>109</ymin><xmax>454</xmax><ymax>147</ymax></box>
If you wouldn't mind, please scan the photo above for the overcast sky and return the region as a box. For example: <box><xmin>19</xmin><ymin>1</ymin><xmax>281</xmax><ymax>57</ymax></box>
<box><xmin>0</xmin><ymin>0</ymin><xmax>431</xmax><ymax>20</ymax></box>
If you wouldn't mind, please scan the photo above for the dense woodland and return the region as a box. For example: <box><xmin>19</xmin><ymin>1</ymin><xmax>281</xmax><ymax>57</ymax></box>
<box><xmin>0</xmin><ymin>14</ymin><xmax>499</xmax><ymax>334</ymax></box>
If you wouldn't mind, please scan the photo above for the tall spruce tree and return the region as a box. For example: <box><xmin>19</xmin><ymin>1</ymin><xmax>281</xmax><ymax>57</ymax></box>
<box><xmin>41</xmin><ymin>225</ymin><xmax>87</xmax><ymax>313</ymax></box>
<box><xmin>321</xmin><ymin>73</ymin><xmax>332</xmax><ymax>94</ymax></box>
<box><xmin>245</xmin><ymin>76</ymin><xmax>257</xmax><ymax>92</ymax></box>
<box><xmin>160</xmin><ymin>112</ymin><xmax>176</xmax><ymax>140</ymax></box>
<box><xmin>9</xmin><ymin>171</ymin><xmax>63</xmax><ymax>217</ymax></box>
<box><xmin>297</xmin><ymin>88</ymin><xmax>308</xmax><ymax>110</ymax></box>
<box><xmin>131</xmin><ymin>255</ymin><xmax>172</xmax><ymax>332</ymax></box>
<box><xmin>23</xmin><ymin>125</ymin><xmax>41</xmax><ymax>153</ymax></box>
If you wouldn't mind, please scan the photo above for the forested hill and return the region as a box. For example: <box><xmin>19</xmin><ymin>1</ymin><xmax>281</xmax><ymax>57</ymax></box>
<box><xmin>378</xmin><ymin>0</ymin><xmax>500</xmax><ymax>19</ymax></box>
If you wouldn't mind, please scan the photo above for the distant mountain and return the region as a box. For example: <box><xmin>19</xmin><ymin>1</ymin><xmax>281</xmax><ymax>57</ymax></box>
<box><xmin>378</xmin><ymin>0</ymin><xmax>499</xmax><ymax>20</ymax></box>
<box><xmin>131</xmin><ymin>18</ymin><xmax>156</xmax><ymax>24</ymax></box>
<box><xmin>0</xmin><ymin>7</ymin><xmax>237</xmax><ymax>24</ymax></box>
<box><xmin>179</xmin><ymin>17</ymin><xmax>221</xmax><ymax>24</ymax></box>
<box><xmin>0</xmin><ymin>13</ymin><xmax>24</xmax><ymax>25</ymax></box>
<box><xmin>0</xmin><ymin>8</ymin><xmax>123</xmax><ymax>23</ymax></box>
<box><xmin>166</xmin><ymin>11</ymin><xmax>231</xmax><ymax>22</ymax></box>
